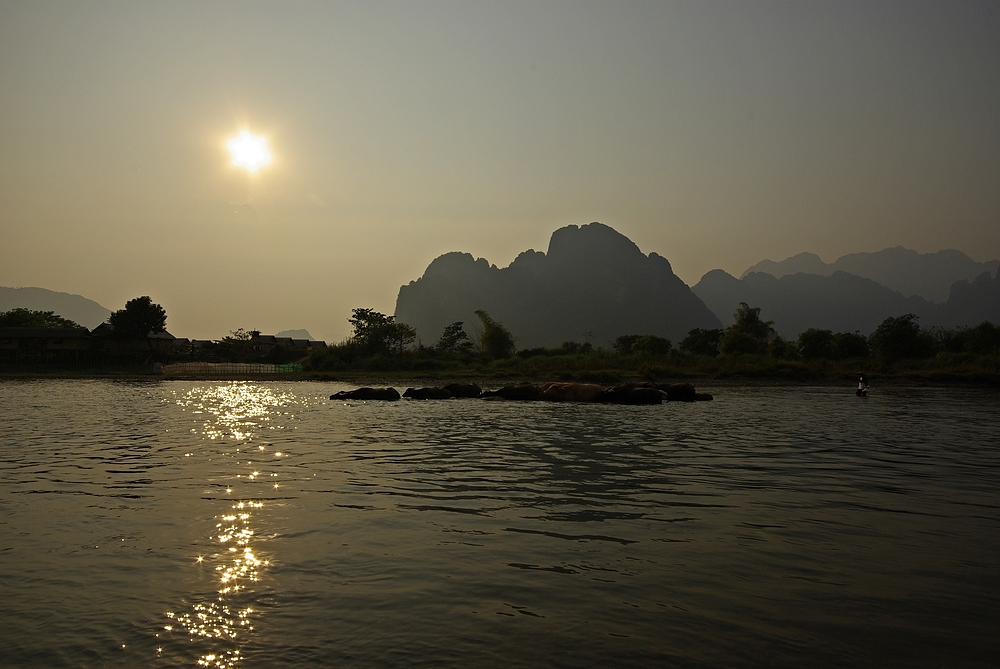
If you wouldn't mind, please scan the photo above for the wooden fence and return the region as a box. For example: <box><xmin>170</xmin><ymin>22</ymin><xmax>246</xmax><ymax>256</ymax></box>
<box><xmin>162</xmin><ymin>362</ymin><xmax>303</xmax><ymax>375</ymax></box>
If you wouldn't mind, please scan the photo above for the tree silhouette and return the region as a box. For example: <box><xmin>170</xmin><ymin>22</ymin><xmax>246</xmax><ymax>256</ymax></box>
<box><xmin>731</xmin><ymin>302</ymin><xmax>775</xmax><ymax>339</ymax></box>
<box><xmin>679</xmin><ymin>328</ymin><xmax>723</xmax><ymax>357</ymax></box>
<box><xmin>108</xmin><ymin>296</ymin><xmax>166</xmax><ymax>340</ymax></box>
<box><xmin>719</xmin><ymin>303</ymin><xmax>773</xmax><ymax>355</ymax></box>
<box><xmin>0</xmin><ymin>308</ymin><xmax>81</xmax><ymax>328</ymax></box>
<box><xmin>869</xmin><ymin>314</ymin><xmax>934</xmax><ymax>360</ymax></box>
<box><xmin>474</xmin><ymin>310</ymin><xmax>515</xmax><ymax>358</ymax></box>
<box><xmin>348</xmin><ymin>308</ymin><xmax>415</xmax><ymax>355</ymax></box>
<box><xmin>436</xmin><ymin>322</ymin><xmax>474</xmax><ymax>354</ymax></box>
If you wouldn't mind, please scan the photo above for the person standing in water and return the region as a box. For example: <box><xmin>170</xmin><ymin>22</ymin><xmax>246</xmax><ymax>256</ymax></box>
<box><xmin>857</xmin><ymin>372</ymin><xmax>869</xmax><ymax>396</ymax></box>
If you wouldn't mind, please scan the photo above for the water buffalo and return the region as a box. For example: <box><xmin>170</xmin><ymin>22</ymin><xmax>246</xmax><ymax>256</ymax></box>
<box><xmin>443</xmin><ymin>383</ymin><xmax>482</xmax><ymax>398</ymax></box>
<box><xmin>539</xmin><ymin>382</ymin><xmax>606</xmax><ymax>403</ymax></box>
<box><xmin>330</xmin><ymin>387</ymin><xmax>401</xmax><ymax>401</ymax></box>
<box><xmin>659</xmin><ymin>383</ymin><xmax>696</xmax><ymax>402</ymax></box>
<box><xmin>480</xmin><ymin>384</ymin><xmax>543</xmax><ymax>401</ymax></box>
<box><xmin>652</xmin><ymin>383</ymin><xmax>713</xmax><ymax>401</ymax></box>
<box><xmin>602</xmin><ymin>382</ymin><xmax>665</xmax><ymax>405</ymax></box>
<box><xmin>403</xmin><ymin>387</ymin><xmax>453</xmax><ymax>400</ymax></box>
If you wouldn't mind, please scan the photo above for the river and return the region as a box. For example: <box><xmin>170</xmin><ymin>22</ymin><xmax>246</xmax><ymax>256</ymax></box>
<box><xmin>0</xmin><ymin>380</ymin><xmax>997</xmax><ymax>668</ymax></box>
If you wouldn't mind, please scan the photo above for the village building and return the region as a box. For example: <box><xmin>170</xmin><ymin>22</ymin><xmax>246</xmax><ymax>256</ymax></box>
<box><xmin>0</xmin><ymin>327</ymin><xmax>92</xmax><ymax>351</ymax></box>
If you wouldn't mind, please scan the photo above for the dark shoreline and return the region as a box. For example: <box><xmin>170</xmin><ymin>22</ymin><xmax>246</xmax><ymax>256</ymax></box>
<box><xmin>2</xmin><ymin>369</ymin><xmax>998</xmax><ymax>387</ymax></box>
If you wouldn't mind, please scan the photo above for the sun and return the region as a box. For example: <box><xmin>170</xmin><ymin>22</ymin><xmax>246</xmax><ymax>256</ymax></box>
<box><xmin>227</xmin><ymin>131</ymin><xmax>271</xmax><ymax>172</ymax></box>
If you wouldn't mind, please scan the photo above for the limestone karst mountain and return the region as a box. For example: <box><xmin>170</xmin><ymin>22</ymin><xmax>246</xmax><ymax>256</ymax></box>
<box><xmin>0</xmin><ymin>286</ymin><xmax>112</xmax><ymax>329</ymax></box>
<box><xmin>394</xmin><ymin>222</ymin><xmax>722</xmax><ymax>348</ymax></box>
<box><xmin>694</xmin><ymin>270</ymin><xmax>934</xmax><ymax>339</ymax></box>
<box><xmin>742</xmin><ymin>247</ymin><xmax>1000</xmax><ymax>303</ymax></box>
<box><xmin>941</xmin><ymin>270</ymin><xmax>1000</xmax><ymax>328</ymax></box>
<box><xmin>740</xmin><ymin>252</ymin><xmax>830</xmax><ymax>280</ymax></box>
<box><xmin>694</xmin><ymin>267</ymin><xmax>1000</xmax><ymax>338</ymax></box>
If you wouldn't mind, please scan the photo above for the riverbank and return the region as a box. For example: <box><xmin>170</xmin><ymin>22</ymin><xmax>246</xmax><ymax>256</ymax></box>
<box><xmin>2</xmin><ymin>364</ymin><xmax>998</xmax><ymax>386</ymax></box>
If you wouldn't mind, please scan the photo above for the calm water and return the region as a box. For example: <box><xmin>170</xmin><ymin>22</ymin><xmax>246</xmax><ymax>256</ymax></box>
<box><xmin>0</xmin><ymin>380</ymin><xmax>998</xmax><ymax>668</ymax></box>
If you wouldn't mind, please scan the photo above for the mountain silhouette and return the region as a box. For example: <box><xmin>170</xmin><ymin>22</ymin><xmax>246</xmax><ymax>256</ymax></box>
<box><xmin>940</xmin><ymin>270</ymin><xmax>1000</xmax><ymax>328</ymax></box>
<box><xmin>695</xmin><ymin>271</ymin><xmax>932</xmax><ymax>338</ymax></box>
<box><xmin>276</xmin><ymin>329</ymin><xmax>313</xmax><ymax>339</ymax></box>
<box><xmin>694</xmin><ymin>268</ymin><xmax>1000</xmax><ymax>337</ymax></box>
<box><xmin>394</xmin><ymin>222</ymin><xmax>722</xmax><ymax>348</ymax></box>
<box><xmin>0</xmin><ymin>286</ymin><xmax>112</xmax><ymax>329</ymax></box>
<box><xmin>742</xmin><ymin>247</ymin><xmax>1000</xmax><ymax>303</ymax></box>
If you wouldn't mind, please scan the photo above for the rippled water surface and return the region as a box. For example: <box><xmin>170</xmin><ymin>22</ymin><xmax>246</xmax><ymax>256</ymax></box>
<box><xmin>1</xmin><ymin>380</ymin><xmax>998</xmax><ymax>668</ymax></box>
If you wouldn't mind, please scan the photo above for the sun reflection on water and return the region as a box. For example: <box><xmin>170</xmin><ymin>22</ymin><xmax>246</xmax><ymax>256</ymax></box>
<box><xmin>158</xmin><ymin>383</ymin><xmax>296</xmax><ymax>667</ymax></box>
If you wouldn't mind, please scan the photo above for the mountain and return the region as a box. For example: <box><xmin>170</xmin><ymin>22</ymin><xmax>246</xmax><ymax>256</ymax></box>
<box><xmin>742</xmin><ymin>247</ymin><xmax>1000</xmax><ymax>303</ymax></box>
<box><xmin>276</xmin><ymin>329</ymin><xmax>313</xmax><ymax>339</ymax></box>
<box><xmin>0</xmin><ymin>286</ymin><xmax>112</xmax><ymax>329</ymax></box>
<box><xmin>693</xmin><ymin>268</ymin><xmax>1000</xmax><ymax>338</ymax></box>
<box><xmin>940</xmin><ymin>270</ymin><xmax>1000</xmax><ymax>328</ymax></box>
<box><xmin>394</xmin><ymin>222</ymin><xmax>722</xmax><ymax>348</ymax></box>
<box><xmin>695</xmin><ymin>271</ymin><xmax>933</xmax><ymax>339</ymax></box>
<box><xmin>740</xmin><ymin>252</ymin><xmax>829</xmax><ymax>279</ymax></box>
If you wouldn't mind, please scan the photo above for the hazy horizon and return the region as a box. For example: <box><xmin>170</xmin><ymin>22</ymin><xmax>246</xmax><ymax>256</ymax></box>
<box><xmin>3</xmin><ymin>1</ymin><xmax>998</xmax><ymax>341</ymax></box>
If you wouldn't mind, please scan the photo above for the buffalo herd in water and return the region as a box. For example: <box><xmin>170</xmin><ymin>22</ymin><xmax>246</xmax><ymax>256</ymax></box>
<box><xmin>330</xmin><ymin>381</ymin><xmax>713</xmax><ymax>404</ymax></box>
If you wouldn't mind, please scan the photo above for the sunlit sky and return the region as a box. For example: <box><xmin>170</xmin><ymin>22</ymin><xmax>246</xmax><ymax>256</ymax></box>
<box><xmin>2</xmin><ymin>1</ymin><xmax>998</xmax><ymax>342</ymax></box>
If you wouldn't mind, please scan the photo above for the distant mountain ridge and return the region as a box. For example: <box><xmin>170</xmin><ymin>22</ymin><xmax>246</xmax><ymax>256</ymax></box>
<box><xmin>694</xmin><ymin>268</ymin><xmax>1000</xmax><ymax>338</ymax></box>
<box><xmin>394</xmin><ymin>222</ymin><xmax>721</xmax><ymax>348</ymax></box>
<box><xmin>742</xmin><ymin>247</ymin><xmax>1000</xmax><ymax>303</ymax></box>
<box><xmin>275</xmin><ymin>329</ymin><xmax>313</xmax><ymax>339</ymax></box>
<box><xmin>0</xmin><ymin>286</ymin><xmax>112</xmax><ymax>329</ymax></box>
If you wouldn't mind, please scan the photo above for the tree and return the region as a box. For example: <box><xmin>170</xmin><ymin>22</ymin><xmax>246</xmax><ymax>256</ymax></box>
<box><xmin>679</xmin><ymin>328</ymin><xmax>723</xmax><ymax>357</ymax></box>
<box><xmin>719</xmin><ymin>303</ymin><xmax>773</xmax><ymax>356</ymax></box>
<box><xmin>768</xmin><ymin>336</ymin><xmax>798</xmax><ymax>360</ymax></box>
<box><xmin>558</xmin><ymin>341</ymin><xmax>593</xmax><ymax>354</ymax></box>
<box><xmin>798</xmin><ymin>328</ymin><xmax>835</xmax><ymax>360</ymax></box>
<box><xmin>719</xmin><ymin>330</ymin><xmax>768</xmax><ymax>355</ymax></box>
<box><xmin>612</xmin><ymin>334</ymin><xmax>640</xmax><ymax>355</ymax></box>
<box><xmin>612</xmin><ymin>334</ymin><xmax>674</xmax><ymax>357</ymax></box>
<box><xmin>219</xmin><ymin>328</ymin><xmax>256</xmax><ymax>361</ymax></box>
<box><xmin>0</xmin><ymin>308</ymin><xmax>81</xmax><ymax>329</ymax></box>
<box><xmin>474</xmin><ymin>310</ymin><xmax>516</xmax><ymax>359</ymax></box>
<box><xmin>631</xmin><ymin>334</ymin><xmax>672</xmax><ymax>356</ymax></box>
<box><xmin>868</xmin><ymin>314</ymin><xmax>935</xmax><ymax>361</ymax></box>
<box><xmin>348</xmin><ymin>308</ymin><xmax>415</xmax><ymax>355</ymax></box>
<box><xmin>108</xmin><ymin>296</ymin><xmax>166</xmax><ymax>339</ymax></box>
<box><xmin>437</xmin><ymin>322</ymin><xmax>474</xmax><ymax>354</ymax></box>
<box><xmin>832</xmin><ymin>331</ymin><xmax>869</xmax><ymax>359</ymax></box>
<box><xmin>731</xmin><ymin>302</ymin><xmax>775</xmax><ymax>339</ymax></box>
<box><xmin>386</xmin><ymin>321</ymin><xmax>417</xmax><ymax>355</ymax></box>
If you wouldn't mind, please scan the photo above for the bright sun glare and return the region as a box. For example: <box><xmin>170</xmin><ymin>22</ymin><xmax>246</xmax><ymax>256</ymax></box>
<box><xmin>227</xmin><ymin>131</ymin><xmax>271</xmax><ymax>172</ymax></box>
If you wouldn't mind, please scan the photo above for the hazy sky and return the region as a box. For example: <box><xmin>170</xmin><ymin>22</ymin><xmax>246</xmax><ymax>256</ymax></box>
<box><xmin>2</xmin><ymin>1</ymin><xmax>998</xmax><ymax>341</ymax></box>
